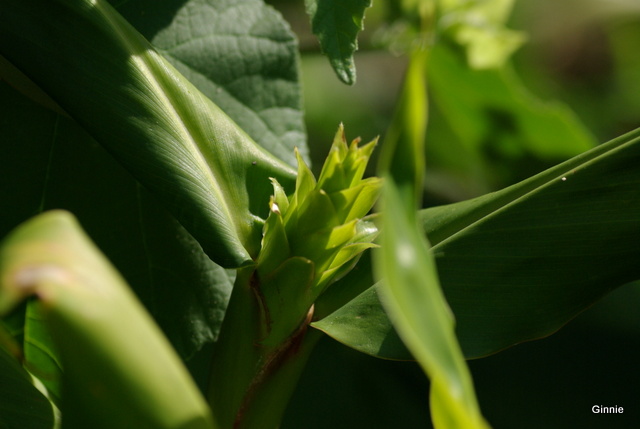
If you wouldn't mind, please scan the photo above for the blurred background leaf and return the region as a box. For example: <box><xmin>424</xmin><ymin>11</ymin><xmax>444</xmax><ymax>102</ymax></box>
<box><xmin>304</xmin><ymin>0</ymin><xmax>372</xmax><ymax>85</ymax></box>
<box><xmin>426</xmin><ymin>42</ymin><xmax>596</xmax><ymax>198</ymax></box>
<box><xmin>437</xmin><ymin>0</ymin><xmax>525</xmax><ymax>69</ymax></box>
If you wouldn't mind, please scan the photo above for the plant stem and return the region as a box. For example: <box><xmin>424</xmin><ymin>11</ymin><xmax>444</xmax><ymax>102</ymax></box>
<box><xmin>207</xmin><ymin>266</ymin><xmax>321</xmax><ymax>429</ymax></box>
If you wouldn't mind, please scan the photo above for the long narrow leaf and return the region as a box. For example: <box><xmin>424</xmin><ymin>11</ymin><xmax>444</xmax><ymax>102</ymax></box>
<box><xmin>374</xmin><ymin>47</ymin><xmax>488</xmax><ymax>427</ymax></box>
<box><xmin>315</xmin><ymin>127</ymin><xmax>640</xmax><ymax>360</ymax></box>
<box><xmin>377</xmin><ymin>181</ymin><xmax>488</xmax><ymax>428</ymax></box>
<box><xmin>0</xmin><ymin>0</ymin><xmax>296</xmax><ymax>267</ymax></box>
<box><xmin>0</xmin><ymin>211</ymin><xmax>215</xmax><ymax>429</ymax></box>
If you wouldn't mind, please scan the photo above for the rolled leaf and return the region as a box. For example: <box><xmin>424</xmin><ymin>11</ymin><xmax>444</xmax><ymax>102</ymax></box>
<box><xmin>0</xmin><ymin>211</ymin><xmax>215</xmax><ymax>429</ymax></box>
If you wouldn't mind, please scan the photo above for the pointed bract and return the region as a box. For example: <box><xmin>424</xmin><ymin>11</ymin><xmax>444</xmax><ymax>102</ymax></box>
<box><xmin>255</xmin><ymin>126</ymin><xmax>381</xmax><ymax>345</ymax></box>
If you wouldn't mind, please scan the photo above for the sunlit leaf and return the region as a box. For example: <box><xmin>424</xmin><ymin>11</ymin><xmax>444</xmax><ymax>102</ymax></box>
<box><xmin>0</xmin><ymin>0</ymin><xmax>296</xmax><ymax>267</ymax></box>
<box><xmin>373</xmin><ymin>41</ymin><xmax>487</xmax><ymax>427</ymax></box>
<box><xmin>0</xmin><ymin>81</ymin><xmax>234</xmax><ymax>360</ymax></box>
<box><xmin>0</xmin><ymin>211</ymin><xmax>215</xmax><ymax>429</ymax></box>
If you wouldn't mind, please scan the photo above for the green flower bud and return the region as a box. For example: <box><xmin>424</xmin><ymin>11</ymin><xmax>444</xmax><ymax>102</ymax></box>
<box><xmin>255</xmin><ymin>126</ymin><xmax>381</xmax><ymax>345</ymax></box>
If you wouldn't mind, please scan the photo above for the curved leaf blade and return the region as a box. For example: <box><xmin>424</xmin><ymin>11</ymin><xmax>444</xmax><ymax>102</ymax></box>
<box><xmin>317</xmin><ymin>127</ymin><xmax>640</xmax><ymax>360</ymax></box>
<box><xmin>23</xmin><ymin>301</ymin><xmax>62</xmax><ymax>407</ymax></box>
<box><xmin>0</xmin><ymin>211</ymin><xmax>215</xmax><ymax>429</ymax></box>
<box><xmin>0</xmin><ymin>81</ymin><xmax>233</xmax><ymax>360</ymax></box>
<box><xmin>305</xmin><ymin>0</ymin><xmax>372</xmax><ymax>85</ymax></box>
<box><xmin>424</xmin><ymin>127</ymin><xmax>640</xmax><ymax>358</ymax></box>
<box><xmin>0</xmin><ymin>0</ymin><xmax>296</xmax><ymax>267</ymax></box>
<box><xmin>0</xmin><ymin>345</ymin><xmax>54</xmax><ymax>429</ymax></box>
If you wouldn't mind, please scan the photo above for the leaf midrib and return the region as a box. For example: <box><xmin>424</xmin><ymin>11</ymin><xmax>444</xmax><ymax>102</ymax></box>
<box><xmin>427</xmin><ymin>128</ymin><xmax>640</xmax><ymax>252</ymax></box>
<box><xmin>96</xmin><ymin>0</ymin><xmax>240</xmax><ymax>240</ymax></box>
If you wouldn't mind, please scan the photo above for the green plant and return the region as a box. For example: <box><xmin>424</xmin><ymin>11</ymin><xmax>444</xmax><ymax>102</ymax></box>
<box><xmin>0</xmin><ymin>0</ymin><xmax>639</xmax><ymax>428</ymax></box>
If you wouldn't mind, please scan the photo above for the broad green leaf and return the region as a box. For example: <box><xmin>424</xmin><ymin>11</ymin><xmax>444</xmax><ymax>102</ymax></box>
<box><xmin>0</xmin><ymin>0</ymin><xmax>296</xmax><ymax>267</ymax></box>
<box><xmin>305</xmin><ymin>0</ymin><xmax>372</xmax><ymax>85</ymax></box>
<box><xmin>0</xmin><ymin>346</ymin><xmax>54</xmax><ymax>429</ymax></box>
<box><xmin>0</xmin><ymin>211</ymin><xmax>215</xmax><ymax>429</ymax></box>
<box><xmin>317</xmin><ymin>127</ymin><xmax>640</xmax><ymax>360</ymax></box>
<box><xmin>312</xmin><ymin>285</ymin><xmax>412</xmax><ymax>360</ymax></box>
<box><xmin>114</xmin><ymin>0</ymin><xmax>309</xmax><ymax>168</ymax></box>
<box><xmin>421</xmin><ymin>126</ymin><xmax>640</xmax><ymax>358</ymax></box>
<box><xmin>0</xmin><ymin>81</ymin><xmax>233</xmax><ymax>360</ymax></box>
